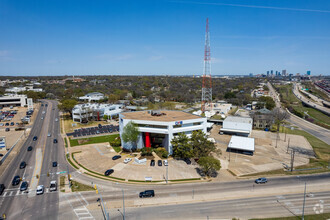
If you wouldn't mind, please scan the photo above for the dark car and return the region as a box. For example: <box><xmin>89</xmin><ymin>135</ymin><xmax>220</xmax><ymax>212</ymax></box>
<box><xmin>27</xmin><ymin>146</ymin><xmax>33</xmax><ymax>151</ymax></box>
<box><xmin>10</xmin><ymin>122</ymin><xmax>14</xmax><ymax>126</ymax></box>
<box><xmin>104</xmin><ymin>169</ymin><xmax>114</xmax><ymax>176</ymax></box>
<box><xmin>20</xmin><ymin>161</ymin><xmax>26</xmax><ymax>169</ymax></box>
<box><xmin>45</xmin><ymin>104</ymin><xmax>48</xmax><ymax>107</ymax></box>
<box><xmin>12</xmin><ymin>175</ymin><xmax>20</xmax><ymax>186</ymax></box>
<box><xmin>41</xmin><ymin>104</ymin><xmax>44</xmax><ymax>106</ymax></box>
<box><xmin>139</xmin><ymin>190</ymin><xmax>155</xmax><ymax>198</ymax></box>
<box><xmin>0</xmin><ymin>184</ymin><xmax>5</xmax><ymax>195</ymax></box>
<box><xmin>20</xmin><ymin>181</ymin><xmax>28</xmax><ymax>191</ymax></box>
<box><xmin>5</xmin><ymin>128</ymin><xmax>10</xmax><ymax>132</ymax></box>
<box><xmin>33</xmin><ymin>136</ymin><xmax>38</xmax><ymax>141</ymax></box>
<box><xmin>157</xmin><ymin>160</ymin><xmax>162</xmax><ymax>166</ymax></box>
<box><xmin>150</xmin><ymin>159</ymin><xmax>155</xmax><ymax>166</ymax></box>
<box><xmin>184</xmin><ymin>158</ymin><xmax>191</xmax><ymax>165</ymax></box>
<box><xmin>112</xmin><ymin>155</ymin><xmax>121</xmax><ymax>160</ymax></box>
<box><xmin>53</xmin><ymin>139</ymin><xmax>58</xmax><ymax>143</ymax></box>
<box><xmin>98</xmin><ymin>124</ymin><xmax>102</xmax><ymax>128</ymax></box>
<box><xmin>52</xmin><ymin>161</ymin><xmax>58</xmax><ymax>167</ymax></box>
<box><xmin>0</xmin><ymin>153</ymin><xmax>3</xmax><ymax>157</ymax></box>
<box><xmin>255</xmin><ymin>177</ymin><xmax>268</xmax><ymax>184</ymax></box>
<box><xmin>5</xmin><ymin>123</ymin><xmax>9</xmax><ymax>126</ymax></box>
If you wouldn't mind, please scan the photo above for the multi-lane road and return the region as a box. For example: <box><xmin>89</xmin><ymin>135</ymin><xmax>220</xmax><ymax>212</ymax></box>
<box><xmin>0</xmin><ymin>100</ymin><xmax>67</xmax><ymax>219</ymax></box>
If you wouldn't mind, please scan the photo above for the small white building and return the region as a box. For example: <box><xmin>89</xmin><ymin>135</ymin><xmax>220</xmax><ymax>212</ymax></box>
<box><xmin>220</xmin><ymin>116</ymin><xmax>253</xmax><ymax>137</ymax></box>
<box><xmin>79</xmin><ymin>92</ymin><xmax>105</xmax><ymax>102</ymax></box>
<box><xmin>119</xmin><ymin>110</ymin><xmax>207</xmax><ymax>154</ymax></box>
<box><xmin>228</xmin><ymin>135</ymin><xmax>255</xmax><ymax>155</ymax></box>
<box><xmin>72</xmin><ymin>103</ymin><xmax>123</xmax><ymax>123</ymax></box>
<box><xmin>0</xmin><ymin>94</ymin><xmax>30</xmax><ymax>107</ymax></box>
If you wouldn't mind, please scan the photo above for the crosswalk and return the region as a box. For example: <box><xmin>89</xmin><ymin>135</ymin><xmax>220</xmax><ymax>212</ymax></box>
<box><xmin>0</xmin><ymin>188</ymin><xmax>57</xmax><ymax>198</ymax></box>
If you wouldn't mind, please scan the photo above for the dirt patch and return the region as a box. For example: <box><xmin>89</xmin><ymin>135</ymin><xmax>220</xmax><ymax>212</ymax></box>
<box><xmin>78</xmin><ymin>139</ymin><xmax>90</xmax><ymax>144</ymax></box>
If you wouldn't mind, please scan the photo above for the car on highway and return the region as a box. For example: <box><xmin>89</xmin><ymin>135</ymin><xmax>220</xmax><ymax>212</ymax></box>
<box><xmin>41</xmin><ymin>117</ymin><xmax>44</xmax><ymax>120</ymax></box>
<box><xmin>41</xmin><ymin>104</ymin><xmax>44</xmax><ymax>106</ymax></box>
<box><xmin>104</xmin><ymin>169</ymin><xmax>114</xmax><ymax>176</ymax></box>
<box><xmin>255</xmin><ymin>177</ymin><xmax>268</xmax><ymax>184</ymax></box>
<box><xmin>33</xmin><ymin>136</ymin><xmax>38</xmax><ymax>141</ymax></box>
<box><xmin>124</xmin><ymin>158</ymin><xmax>132</xmax><ymax>164</ymax></box>
<box><xmin>158</xmin><ymin>160</ymin><xmax>162</xmax><ymax>166</ymax></box>
<box><xmin>52</xmin><ymin>161</ymin><xmax>57</xmax><ymax>167</ymax></box>
<box><xmin>163</xmin><ymin>160</ymin><xmax>168</xmax><ymax>166</ymax></box>
<box><xmin>55</xmin><ymin>118</ymin><xmax>58</xmax><ymax>122</ymax></box>
<box><xmin>150</xmin><ymin>159</ymin><xmax>155</xmax><ymax>166</ymax></box>
<box><xmin>20</xmin><ymin>181</ymin><xmax>28</xmax><ymax>191</ymax></box>
<box><xmin>48</xmin><ymin>133</ymin><xmax>51</xmax><ymax>137</ymax></box>
<box><xmin>20</xmin><ymin>161</ymin><xmax>26</xmax><ymax>169</ymax></box>
<box><xmin>42</xmin><ymin>111</ymin><xmax>45</xmax><ymax>114</ymax></box>
<box><xmin>53</xmin><ymin>139</ymin><xmax>58</xmax><ymax>143</ymax></box>
<box><xmin>45</xmin><ymin>104</ymin><xmax>48</xmax><ymax>107</ymax></box>
<box><xmin>27</xmin><ymin>146</ymin><xmax>33</xmax><ymax>151</ymax></box>
<box><xmin>112</xmin><ymin>155</ymin><xmax>121</xmax><ymax>160</ymax></box>
<box><xmin>139</xmin><ymin>190</ymin><xmax>155</xmax><ymax>198</ymax></box>
<box><xmin>12</xmin><ymin>175</ymin><xmax>20</xmax><ymax>186</ymax></box>
<box><xmin>36</xmin><ymin>185</ymin><xmax>44</xmax><ymax>195</ymax></box>
<box><xmin>49</xmin><ymin>181</ymin><xmax>57</xmax><ymax>192</ymax></box>
<box><xmin>0</xmin><ymin>184</ymin><xmax>5</xmax><ymax>195</ymax></box>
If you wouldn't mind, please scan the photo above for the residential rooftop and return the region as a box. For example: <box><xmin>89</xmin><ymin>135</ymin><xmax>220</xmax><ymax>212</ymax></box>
<box><xmin>121</xmin><ymin>110</ymin><xmax>203</xmax><ymax>122</ymax></box>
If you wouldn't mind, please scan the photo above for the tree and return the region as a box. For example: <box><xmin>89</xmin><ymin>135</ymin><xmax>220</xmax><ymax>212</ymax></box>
<box><xmin>259</xmin><ymin>96</ymin><xmax>275</xmax><ymax>110</ymax></box>
<box><xmin>190</xmin><ymin>130</ymin><xmax>216</xmax><ymax>158</ymax></box>
<box><xmin>198</xmin><ymin>156</ymin><xmax>221</xmax><ymax>177</ymax></box>
<box><xmin>58</xmin><ymin>99</ymin><xmax>77</xmax><ymax>115</ymax></box>
<box><xmin>121</xmin><ymin>121</ymin><xmax>139</xmax><ymax>151</ymax></box>
<box><xmin>171</xmin><ymin>133</ymin><xmax>192</xmax><ymax>159</ymax></box>
<box><xmin>272</xmin><ymin>107</ymin><xmax>290</xmax><ymax>131</ymax></box>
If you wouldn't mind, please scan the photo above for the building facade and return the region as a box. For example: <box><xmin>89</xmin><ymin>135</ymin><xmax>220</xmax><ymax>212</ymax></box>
<box><xmin>220</xmin><ymin>116</ymin><xmax>253</xmax><ymax>136</ymax></box>
<box><xmin>119</xmin><ymin>110</ymin><xmax>207</xmax><ymax>154</ymax></box>
<box><xmin>78</xmin><ymin>92</ymin><xmax>105</xmax><ymax>102</ymax></box>
<box><xmin>0</xmin><ymin>95</ymin><xmax>30</xmax><ymax>107</ymax></box>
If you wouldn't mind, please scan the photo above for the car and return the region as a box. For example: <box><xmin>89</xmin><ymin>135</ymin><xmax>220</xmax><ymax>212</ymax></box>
<box><xmin>27</xmin><ymin>146</ymin><xmax>33</xmax><ymax>151</ymax></box>
<box><xmin>42</xmin><ymin>111</ymin><xmax>45</xmax><ymax>114</ymax></box>
<box><xmin>104</xmin><ymin>169</ymin><xmax>114</xmax><ymax>176</ymax></box>
<box><xmin>0</xmin><ymin>123</ymin><xmax>3</xmax><ymax>126</ymax></box>
<box><xmin>0</xmin><ymin>153</ymin><xmax>3</xmax><ymax>157</ymax></box>
<box><xmin>5</xmin><ymin>123</ymin><xmax>9</xmax><ymax>126</ymax></box>
<box><xmin>53</xmin><ymin>139</ymin><xmax>58</xmax><ymax>143</ymax></box>
<box><xmin>41</xmin><ymin>117</ymin><xmax>44</xmax><ymax>120</ymax></box>
<box><xmin>41</xmin><ymin>104</ymin><xmax>44</xmax><ymax>106</ymax></box>
<box><xmin>49</xmin><ymin>181</ymin><xmax>57</xmax><ymax>192</ymax></box>
<box><xmin>112</xmin><ymin>155</ymin><xmax>121</xmax><ymax>160</ymax></box>
<box><xmin>20</xmin><ymin>181</ymin><xmax>28</xmax><ymax>191</ymax></box>
<box><xmin>12</xmin><ymin>175</ymin><xmax>20</xmax><ymax>186</ymax></box>
<box><xmin>45</xmin><ymin>104</ymin><xmax>48</xmax><ymax>107</ymax></box>
<box><xmin>124</xmin><ymin>158</ymin><xmax>132</xmax><ymax>164</ymax></box>
<box><xmin>98</xmin><ymin>124</ymin><xmax>102</xmax><ymax>128</ymax></box>
<box><xmin>52</xmin><ymin>161</ymin><xmax>57</xmax><ymax>167</ymax></box>
<box><xmin>10</xmin><ymin>122</ymin><xmax>14</xmax><ymax>126</ymax></box>
<box><xmin>158</xmin><ymin>160</ymin><xmax>162</xmax><ymax>166</ymax></box>
<box><xmin>55</xmin><ymin>118</ymin><xmax>58</xmax><ymax>122</ymax></box>
<box><xmin>184</xmin><ymin>158</ymin><xmax>191</xmax><ymax>165</ymax></box>
<box><xmin>5</xmin><ymin>128</ymin><xmax>10</xmax><ymax>132</ymax></box>
<box><xmin>139</xmin><ymin>190</ymin><xmax>155</xmax><ymax>198</ymax></box>
<box><xmin>255</xmin><ymin>177</ymin><xmax>268</xmax><ymax>184</ymax></box>
<box><xmin>0</xmin><ymin>184</ymin><xmax>5</xmax><ymax>195</ymax></box>
<box><xmin>20</xmin><ymin>161</ymin><xmax>26</xmax><ymax>169</ymax></box>
<box><xmin>163</xmin><ymin>160</ymin><xmax>168</xmax><ymax>166</ymax></box>
<box><xmin>47</xmin><ymin>133</ymin><xmax>51</xmax><ymax>137</ymax></box>
<box><xmin>150</xmin><ymin>159</ymin><xmax>155</xmax><ymax>166</ymax></box>
<box><xmin>36</xmin><ymin>185</ymin><xmax>44</xmax><ymax>195</ymax></box>
<box><xmin>33</xmin><ymin>136</ymin><xmax>38</xmax><ymax>141</ymax></box>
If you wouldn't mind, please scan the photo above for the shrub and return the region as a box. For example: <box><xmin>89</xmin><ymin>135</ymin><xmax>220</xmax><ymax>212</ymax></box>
<box><xmin>154</xmin><ymin>147</ymin><xmax>169</xmax><ymax>159</ymax></box>
<box><xmin>141</xmin><ymin>147</ymin><xmax>153</xmax><ymax>156</ymax></box>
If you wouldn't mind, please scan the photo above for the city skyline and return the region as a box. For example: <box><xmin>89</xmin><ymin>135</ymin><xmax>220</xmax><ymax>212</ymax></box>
<box><xmin>1</xmin><ymin>0</ymin><xmax>330</xmax><ymax>76</ymax></box>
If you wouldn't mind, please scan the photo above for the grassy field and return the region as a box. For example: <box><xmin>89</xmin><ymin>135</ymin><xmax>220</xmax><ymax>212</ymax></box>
<box><xmin>302</xmin><ymin>82</ymin><xmax>330</xmax><ymax>102</ymax></box>
<box><xmin>70</xmin><ymin>133</ymin><xmax>120</xmax><ymax>148</ymax></box>
<box><xmin>250</xmin><ymin>212</ymin><xmax>330</xmax><ymax>220</ymax></box>
<box><xmin>70</xmin><ymin>180</ymin><xmax>96</xmax><ymax>192</ymax></box>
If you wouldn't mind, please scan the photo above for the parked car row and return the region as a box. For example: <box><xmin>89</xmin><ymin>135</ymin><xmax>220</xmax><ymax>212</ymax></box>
<box><xmin>67</xmin><ymin>124</ymin><xmax>119</xmax><ymax>138</ymax></box>
<box><xmin>150</xmin><ymin>159</ymin><xmax>168</xmax><ymax>167</ymax></box>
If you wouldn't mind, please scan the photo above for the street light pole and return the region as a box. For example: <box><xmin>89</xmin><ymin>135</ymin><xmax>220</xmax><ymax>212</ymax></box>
<box><xmin>302</xmin><ymin>182</ymin><xmax>307</xmax><ymax>220</ymax></box>
<box><xmin>122</xmin><ymin>189</ymin><xmax>125</xmax><ymax>220</ymax></box>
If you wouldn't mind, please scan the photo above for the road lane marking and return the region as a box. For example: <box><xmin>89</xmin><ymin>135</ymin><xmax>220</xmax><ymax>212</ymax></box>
<box><xmin>2</xmin><ymin>192</ymin><xmax>7</xmax><ymax>197</ymax></box>
<box><xmin>16</xmin><ymin>191</ymin><xmax>20</xmax><ymax>196</ymax></box>
<box><xmin>79</xmin><ymin>192</ymin><xmax>89</xmax><ymax>206</ymax></box>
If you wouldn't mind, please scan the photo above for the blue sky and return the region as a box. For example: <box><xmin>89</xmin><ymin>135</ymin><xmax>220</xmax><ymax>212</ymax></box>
<box><xmin>0</xmin><ymin>0</ymin><xmax>330</xmax><ymax>76</ymax></box>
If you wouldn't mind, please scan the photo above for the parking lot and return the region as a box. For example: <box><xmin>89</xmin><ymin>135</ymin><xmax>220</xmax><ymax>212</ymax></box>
<box><xmin>67</xmin><ymin>124</ymin><xmax>119</xmax><ymax>138</ymax></box>
<box><xmin>71</xmin><ymin>143</ymin><xmax>200</xmax><ymax>181</ymax></box>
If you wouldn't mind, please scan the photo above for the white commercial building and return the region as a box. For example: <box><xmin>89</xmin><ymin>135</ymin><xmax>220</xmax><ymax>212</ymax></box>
<box><xmin>228</xmin><ymin>135</ymin><xmax>255</xmax><ymax>155</ymax></box>
<box><xmin>220</xmin><ymin>116</ymin><xmax>253</xmax><ymax>137</ymax></box>
<box><xmin>0</xmin><ymin>95</ymin><xmax>32</xmax><ymax>107</ymax></box>
<box><xmin>72</xmin><ymin>103</ymin><xmax>123</xmax><ymax>123</ymax></box>
<box><xmin>79</xmin><ymin>92</ymin><xmax>105</xmax><ymax>102</ymax></box>
<box><xmin>119</xmin><ymin>110</ymin><xmax>207</xmax><ymax>154</ymax></box>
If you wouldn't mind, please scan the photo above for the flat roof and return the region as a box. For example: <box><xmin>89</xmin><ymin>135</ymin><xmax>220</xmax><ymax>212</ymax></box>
<box><xmin>224</xmin><ymin>116</ymin><xmax>252</xmax><ymax>124</ymax></box>
<box><xmin>228</xmin><ymin>136</ymin><xmax>255</xmax><ymax>152</ymax></box>
<box><xmin>121</xmin><ymin>110</ymin><xmax>203</xmax><ymax>122</ymax></box>
<box><xmin>220</xmin><ymin>128</ymin><xmax>250</xmax><ymax>134</ymax></box>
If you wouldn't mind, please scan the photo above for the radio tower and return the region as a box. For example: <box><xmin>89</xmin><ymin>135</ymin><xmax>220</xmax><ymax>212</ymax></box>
<box><xmin>201</xmin><ymin>18</ymin><xmax>212</xmax><ymax>112</ymax></box>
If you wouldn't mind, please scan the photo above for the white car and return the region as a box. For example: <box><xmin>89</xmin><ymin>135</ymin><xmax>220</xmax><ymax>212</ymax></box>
<box><xmin>49</xmin><ymin>181</ymin><xmax>57</xmax><ymax>192</ymax></box>
<box><xmin>163</xmin><ymin>160</ymin><xmax>168</xmax><ymax>166</ymax></box>
<box><xmin>124</xmin><ymin>158</ymin><xmax>132</xmax><ymax>164</ymax></box>
<box><xmin>36</xmin><ymin>185</ymin><xmax>44</xmax><ymax>195</ymax></box>
<box><xmin>55</xmin><ymin>118</ymin><xmax>58</xmax><ymax>122</ymax></box>
<box><xmin>41</xmin><ymin>117</ymin><xmax>44</xmax><ymax>120</ymax></box>
<box><xmin>47</xmin><ymin>133</ymin><xmax>51</xmax><ymax>137</ymax></box>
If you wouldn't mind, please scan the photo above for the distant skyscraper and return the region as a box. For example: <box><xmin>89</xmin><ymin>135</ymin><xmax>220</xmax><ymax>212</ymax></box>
<box><xmin>249</xmin><ymin>73</ymin><xmax>253</xmax><ymax>77</ymax></box>
<box><xmin>271</xmin><ymin>70</ymin><xmax>273</xmax><ymax>75</ymax></box>
<box><xmin>282</xmin><ymin>70</ymin><xmax>287</xmax><ymax>76</ymax></box>
<box><xmin>307</xmin><ymin>70</ymin><xmax>311</xmax><ymax>75</ymax></box>
<box><xmin>267</xmin><ymin>71</ymin><xmax>269</xmax><ymax>76</ymax></box>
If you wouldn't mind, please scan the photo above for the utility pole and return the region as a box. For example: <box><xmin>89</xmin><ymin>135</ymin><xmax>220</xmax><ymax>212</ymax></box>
<box><xmin>302</xmin><ymin>182</ymin><xmax>307</xmax><ymax>220</ymax></box>
<box><xmin>290</xmin><ymin>150</ymin><xmax>295</xmax><ymax>172</ymax></box>
<box><xmin>275</xmin><ymin>132</ymin><xmax>278</xmax><ymax>148</ymax></box>
<box><xmin>166</xmin><ymin>165</ymin><xmax>168</xmax><ymax>184</ymax></box>
<box><xmin>122</xmin><ymin>189</ymin><xmax>125</xmax><ymax>220</ymax></box>
<box><xmin>284</xmin><ymin>128</ymin><xmax>287</xmax><ymax>142</ymax></box>
<box><xmin>287</xmin><ymin>138</ymin><xmax>290</xmax><ymax>153</ymax></box>
<box><xmin>95</xmin><ymin>185</ymin><xmax>110</xmax><ymax>220</ymax></box>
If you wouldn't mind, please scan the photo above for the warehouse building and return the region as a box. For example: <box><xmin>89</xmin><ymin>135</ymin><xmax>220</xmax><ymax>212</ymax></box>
<box><xmin>228</xmin><ymin>135</ymin><xmax>255</xmax><ymax>156</ymax></box>
<box><xmin>220</xmin><ymin>116</ymin><xmax>253</xmax><ymax>137</ymax></box>
<box><xmin>119</xmin><ymin>110</ymin><xmax>207</xmax><ymax>154</ymax></box>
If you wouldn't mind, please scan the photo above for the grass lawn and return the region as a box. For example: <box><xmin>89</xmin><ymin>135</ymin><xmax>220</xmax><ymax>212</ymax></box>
<box><xmin>250</xmin><ymin>212</ymin><xmax>330</xmax><ymax>220</ymax></box>
<box><xmin>60</xmin><ymin>176</ymin><xmax>65</xmax><ymax>188</ymax></box>
<box><xmin>70</xmin><ymin>134</ymin><xmax>120</xmax><ymax>147</ymax></box>
<box><xmin>70</xmin><ymin>180</ymin><xmax>95</xmax><ymax>192</ymax></box>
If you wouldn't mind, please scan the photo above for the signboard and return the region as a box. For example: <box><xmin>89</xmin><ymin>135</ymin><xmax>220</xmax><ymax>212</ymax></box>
<box><xmin>145</xmin><ymin>177</ymin><xmax>152</xmax><ymax>182</ymax></box>
<box><xmin>175</xmin><ymin>121</ymin><xmax>183</xmax><ymax>125</ymax></box>
<box><xmin>56</xmin><ymin>171</ymin><xmax>67</xmax><ymax>175</ymax></box>
<box><xmin>27</xmin><ymin>98</ymin><xmax>33</xmax><ymax>110</ymax></box>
